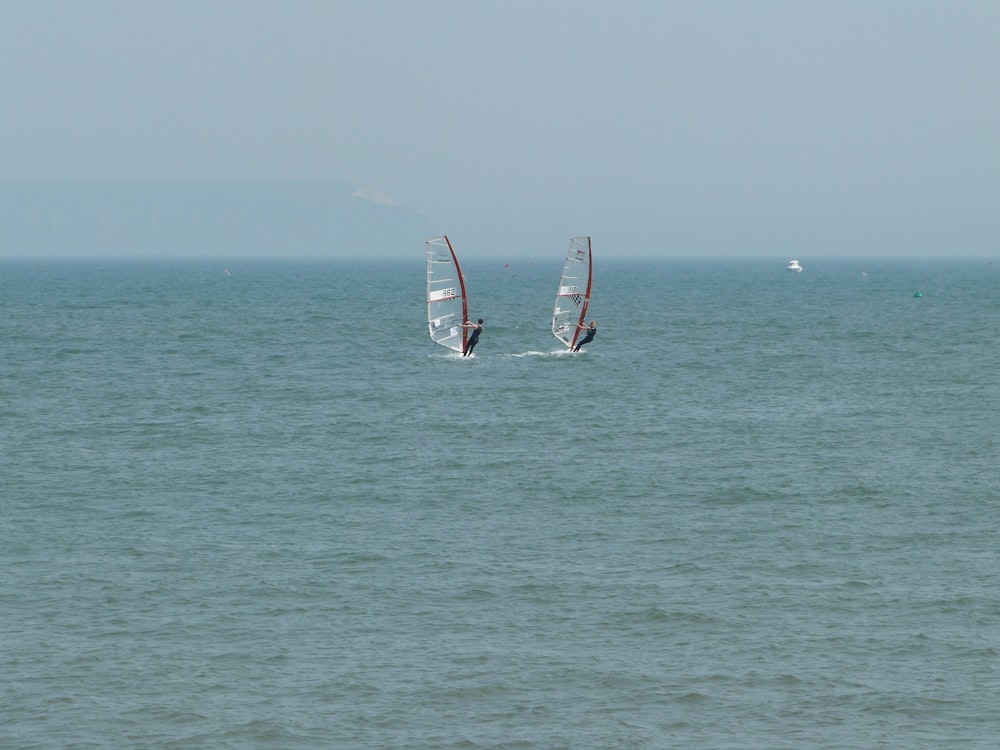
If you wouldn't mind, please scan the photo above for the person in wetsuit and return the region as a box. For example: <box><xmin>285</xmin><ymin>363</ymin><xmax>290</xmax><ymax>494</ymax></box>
<box><xmin>573</xmin><ymin>320</ymin><xmax>596</xmax><ymax>352</ymax></box>
<box><xmin>461</xmin><ymin>318</ymin><xmax>484</xmax><ymax>357</ymax></box>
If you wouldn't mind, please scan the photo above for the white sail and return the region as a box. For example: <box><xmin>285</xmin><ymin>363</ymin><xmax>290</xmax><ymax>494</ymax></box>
<box><xmin>551</xmin><ymin>237</ymin><xmax>592</xmax><ymax>349</ymax></box>
<box><xmin>426</xmin><ymin>235</ymin><xmax>468</xmax><ymax>352</ymax></box>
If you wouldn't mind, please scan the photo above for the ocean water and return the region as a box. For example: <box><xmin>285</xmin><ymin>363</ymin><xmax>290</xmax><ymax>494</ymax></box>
<box><xmin>2</xmin><ymin>256</ymin><xmax>1000</xmax><ymax>749</ymax></box>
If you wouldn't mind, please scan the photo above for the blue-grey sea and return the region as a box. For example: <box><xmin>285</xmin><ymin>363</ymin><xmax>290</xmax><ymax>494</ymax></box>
<box><xmin>3</xmin><ymin>256</ymin><xmax>999</xmax><ymax>749</ymax></box>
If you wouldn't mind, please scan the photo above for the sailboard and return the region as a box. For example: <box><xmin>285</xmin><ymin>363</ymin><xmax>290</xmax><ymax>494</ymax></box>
<box><xmin>551</xmin><ymin>236</ymin><xmax>592</xmax><ymax>350</ymax></box>
<box><xmin>426</xmin><ymin>235</ymin><xmax>469</xmax><ymax>352</ymax></box>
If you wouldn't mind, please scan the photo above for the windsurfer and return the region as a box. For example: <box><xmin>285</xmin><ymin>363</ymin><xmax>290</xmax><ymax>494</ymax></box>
<box><xmin>462</xmin><ymin>318</ymin><xmax>483</xmax><ymax>357</ymax></box>
<box><xmin>573</xmin><ymin>320</ymin><xmax>596</xmax><ymax>352</ymax></box>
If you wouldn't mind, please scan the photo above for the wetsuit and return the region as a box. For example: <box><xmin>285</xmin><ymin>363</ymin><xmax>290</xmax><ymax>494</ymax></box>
<box><xmin>463</xmin><ymin>324</ymin><xmax>482</xmax><ymax>356</ymax></box>
<box><xmin>573</xmin><ymin>326</ymin><xmax>596</xmax><ymax>352</ymax></box>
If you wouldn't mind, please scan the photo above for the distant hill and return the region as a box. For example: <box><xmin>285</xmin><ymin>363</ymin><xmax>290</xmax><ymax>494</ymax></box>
<box><xmin>0</xmin><ymin>181</ymin><xmax>435</xmax><ymax>258</ymax></box>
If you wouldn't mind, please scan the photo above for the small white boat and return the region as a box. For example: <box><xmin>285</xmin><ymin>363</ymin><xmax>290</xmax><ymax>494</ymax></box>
<box><xmin>786</xmin><ymin>259</ymin><xmax>803</xmax><ymax>272</ymax></box>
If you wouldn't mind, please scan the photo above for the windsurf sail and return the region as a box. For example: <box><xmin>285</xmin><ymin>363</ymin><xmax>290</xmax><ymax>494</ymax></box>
<box><xmin>426</xmin><ymin>235</ymin><xmax>469</xmax><ymax>352</ymax></box>
<box><xmin>551</xmin><ymin>236</ymin><xmax>592</xmax><ymax>349</ymax></box>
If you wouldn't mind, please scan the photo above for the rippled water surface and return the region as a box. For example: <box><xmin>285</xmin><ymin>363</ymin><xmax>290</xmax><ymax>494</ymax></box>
<box><xmin>3</xmin><ymin>257</ymin><xmax>1000</xmax><ymax>748</ymax></box>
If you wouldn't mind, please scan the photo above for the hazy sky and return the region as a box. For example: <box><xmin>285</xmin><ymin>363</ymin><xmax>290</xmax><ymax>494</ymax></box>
<box><xmin>2</xmin><ymin>1</ymin><xmax>998</xmax><ymax>258</ymax></box>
